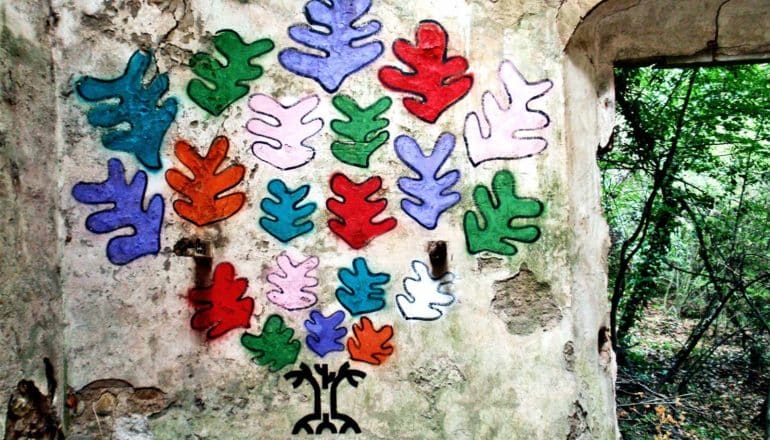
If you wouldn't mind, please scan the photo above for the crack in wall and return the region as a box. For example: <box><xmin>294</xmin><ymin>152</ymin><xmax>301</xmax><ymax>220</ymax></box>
<box><xmin>713</xmin><ymin>0</ymin><xmax>736</xmax><ymax>51</ymax></box>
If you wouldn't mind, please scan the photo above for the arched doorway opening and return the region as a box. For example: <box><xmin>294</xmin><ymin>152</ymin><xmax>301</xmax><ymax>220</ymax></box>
<box><xmin>562</xmin><ymin>0</ymin><xmax>770</xmax><ymax>436</ymax></box>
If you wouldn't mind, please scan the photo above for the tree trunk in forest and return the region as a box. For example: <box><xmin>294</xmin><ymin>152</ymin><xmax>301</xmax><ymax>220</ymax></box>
<box><xmin>763</xmin><ymin>383</ymin><xmax>769</xmax><ymax>440</ymax></box>
<box><xmin>610</xmin><ymin>69</ymin><xmax>698</xmax><ymax>352</ymax></box>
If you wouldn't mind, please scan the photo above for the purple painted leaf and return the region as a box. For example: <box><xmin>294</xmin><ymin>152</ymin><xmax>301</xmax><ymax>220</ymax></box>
<box><xmin>279</xmin><ymin>0</ymin><xmax>384</xmax><ymax>93</ymax></box>
<box><xmin>304</xmin><ymin>310</ymin><xmax>347</xmax><ymax>357</ymax></box>
<box><xmin>395</xmin><ymin>133</ymin><xmax>461</xmax><ymax>229</ymax></box>
<box><xmin>71</xmin><ymin>158</ymin><xmax>164</xmax><ymax>265</ymax></box>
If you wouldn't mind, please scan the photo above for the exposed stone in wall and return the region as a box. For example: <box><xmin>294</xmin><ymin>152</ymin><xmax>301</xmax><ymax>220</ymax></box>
<box><xmin>563</xmin><ymin>340</ymin><xmax>576</xmax><ymax>372</ymax></box>
<box><xmin>3</xmin><ymin>360</ymin><xmax>62</xmax><ymax>439</ymax></box>
<box><xmin>491</xmin><ymin>265</ymin><xmax>563</xmax><ymax>335</ymax></box>
<box><xmin>67</xmin><ymin>379</ymin><xmax>170</xmax><ymax>439</ymax></box>
<box><xmin>4</xmin><ymin>380</ymin><xmax>61</xmax><ymax>440</ymax></box>
<box><xmin>567</xmin><ymin>400</ymin><xmax>591</xmax><ymax>440</ymax></box>
<box><xmin>407</xmin><ymin>356</ymin><xmax>466</xmax><ymax>430</ymax></box>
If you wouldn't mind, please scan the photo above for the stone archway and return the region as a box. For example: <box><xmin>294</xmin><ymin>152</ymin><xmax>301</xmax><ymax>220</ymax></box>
<box><xmin>558</xmin><ymin>0</ymin><xmax>770</xmax><ymax>436</ymax></box>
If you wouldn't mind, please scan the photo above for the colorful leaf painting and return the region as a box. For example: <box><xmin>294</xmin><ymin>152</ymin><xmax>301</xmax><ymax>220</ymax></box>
<box><xmin>266</xmin><ymin>252</ymin><xmax>320</xmax><ymax>311</ymax></box>
<box><xmin>396</xmin><ymin>260</ymin><xmax>456</xmax><ymax>321</ymax></box>
<box><xmin>326</xmin><ymin>173</ymin><xmax>397</xmax><ymax>249</ymax></box>
<box><xmin>378</xmin><ymin>20</ymin><xmax>473</xmax><ymax>123</ymax></box>
<box><xmin>463</xmin><ymin>170</ymin><xmax>544</xmax><ymax>256</ymax></box>
<box><xmin>76</xmin><ymin>50</ymin><xmax>178</xmax><ymax>170</ymax></box>
<box><xmin>242</xmin><ymin>315</ymin><xmax>302</xmax><ymax>372</ymax></box>
<box><xmin>395</xmin><ymin>132</ymin><xmax>461</xmax><ymax>229</ymax></box>
<box><xmin>304</xmin><ymin>310</ymin><xmax>347</xmax><ymax>357</ymax></box>
<box><xmin>165</xmin><ymin>136</ymin><xmax>246</xmax><ymax>227</ymax></box>
<box><xmin>464</xmin><ymin>60</ymin><xmax>553</xmax><ymax>165</ymax></box>
<box><xmin>71</xmin><ymin>158</ymin><xmax>164</xmax><ymax>265</ymax></box>
<box><xmin>279</xmin><ymin>0</ymin><xmax>384</xmax><ymax>93</ymax></box>
<box><xmin>259</xmin><ymin>179</ymin><xmax>317</xmax><ymax>243</ymax></box>
<box><xmin>187</xmin><ymin>30</ymin><xmax>275</xmax><ymax>116</ymax></box>
<box><xmin>246</xmin><ymin>94</ymin><xmax>324</xmax><ymax>170</ymax></box>
<box><xmin>330</xmin><ymin>95</ymin><xmax>392</xmax><ymax>168</ymax></box>
<box><xmin>335</xmin><ymin>257</ymin><xmax>390</xmax><ymax>316</ymax></box>
<box><xmin>346</xmin><ymin>317</ymin><xmax>394</xmax><ymax>366</ymax></box>
<box><xmin>188</xmin><ymin>262</ymin><xmax>255</xmax><ymax>339</ymax></box>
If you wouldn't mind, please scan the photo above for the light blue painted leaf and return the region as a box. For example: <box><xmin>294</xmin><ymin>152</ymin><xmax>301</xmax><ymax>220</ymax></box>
<box><xmin>395</xmin><ymin>133</ymin><xmax>461</xmax><ymax>229</ymax></box>
<box><xmin>259</xmin><ymin>179</ymin><xmax>317</xmax><ymax>243</ymax></box>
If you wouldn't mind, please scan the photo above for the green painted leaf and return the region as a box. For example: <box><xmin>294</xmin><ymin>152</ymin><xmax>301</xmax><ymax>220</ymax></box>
<box><xmin>463</xmin><ymin>170</ymin><xmax>544</xmax><ymax>256</ymax></box>
<box><xmin>241</xmin><ymin>315</ymin><xmax>301</xmax><ymax>372</ymax></box>
<box><xmin>188</xmin><ymin>30</ymin><xmax>274</xmax><ymax>116</ymax></box>
<box><xmin>330</xmin><ymin>95</ymin><xmax>391</xmax><ymax>168</ymax></box>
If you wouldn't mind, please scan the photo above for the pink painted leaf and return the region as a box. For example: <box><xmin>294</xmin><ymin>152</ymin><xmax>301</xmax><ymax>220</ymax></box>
<box><xmin>266</xmin><ymin>252</ymin><xmax>319</xmax><ymax>311</ymax></box>
<box><xmin>464</xmin><ymin>60</ymin><xmax>553</xmax><ymax>166</ymax></box>
<box><xmin>246</xmin><ymin>94</ymin><xmax>323</xmax><ymax>170</ymax></box>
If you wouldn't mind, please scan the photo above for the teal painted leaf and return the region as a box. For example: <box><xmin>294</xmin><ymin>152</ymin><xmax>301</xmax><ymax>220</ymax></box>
<box><xmin>259</xmin><ymin>179</ymin><xmax>317</xmax><ymax>243</ymax></box>
<box><xmin>335</xmin><ymin>257</ymin><xmax>390</xmax><ymax>315</ymax></box>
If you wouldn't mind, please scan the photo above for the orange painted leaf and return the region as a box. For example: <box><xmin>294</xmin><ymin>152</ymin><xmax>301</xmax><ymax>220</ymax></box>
<box><xmin>347</xmin><ymin>316</ymin><xmax>394</xmax><ymax>365</ymax></box>
<box><xmin>166</xmin><ymin>136</ymin><xmax>246</xmax><ymax>226</ymax></box>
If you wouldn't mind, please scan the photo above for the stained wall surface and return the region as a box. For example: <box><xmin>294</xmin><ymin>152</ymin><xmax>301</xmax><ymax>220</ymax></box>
<box><xmin>12</xmin><ymin>0</ymin><xmax>753</xmax><ymax>438</ymax></box>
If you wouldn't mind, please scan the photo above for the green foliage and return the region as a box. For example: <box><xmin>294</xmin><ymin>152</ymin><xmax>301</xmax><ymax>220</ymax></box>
<box><xmin>603</xmin><ymin>64</ymin><xmax>770</xmax><ymax>346</ymax></box>
<box><xmin>463</xmin><ymin>170</ymin><xmax>544</xmax><ymax>256</ymax></box>
<box><xmin>604</xmin><ymin>64</ymin><xmax>770</xmax><ymax>439</ymax></box>
<box><xmin>330</xmin><ymin>95</ymin><xmax>391</xmax><ymax>167</ymax></box>
<box><xmin>188</xmin><ymin>30</ymin><xmax>275</xmax><ymax>116</ymax></box>
<box><xmin>241</xmin><ymin>315</ymin><xmax>301</xmax><ymax>372</ymax></box>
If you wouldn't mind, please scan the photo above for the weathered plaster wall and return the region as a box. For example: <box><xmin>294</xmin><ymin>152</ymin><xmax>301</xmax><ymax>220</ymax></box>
<box><xmin>0</xmin><ymin>0</ymin><xmax>64</xmax><ymax>437</ymax></box>
<box><xmin>19</xmin><ymin>0</ymin><xmax>766</xmax><ymax>438</ymax></box>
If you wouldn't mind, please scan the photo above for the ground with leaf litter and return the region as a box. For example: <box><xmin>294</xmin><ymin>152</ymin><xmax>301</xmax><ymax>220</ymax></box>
<box><xmin>617</xmin><ymin>308</ymin><xmax>768</xmax><ymax>439</ymax></box>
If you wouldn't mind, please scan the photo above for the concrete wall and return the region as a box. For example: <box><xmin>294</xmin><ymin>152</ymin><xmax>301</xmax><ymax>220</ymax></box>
<box><xmin>2</xmin><ymin>0</ymin><xmax>763</xmax><ymax>438</ymax></box>
<box><xmin>0</xmin><ymin>0</ymin><xmax>63</xmax><ymax>437</ymax></box>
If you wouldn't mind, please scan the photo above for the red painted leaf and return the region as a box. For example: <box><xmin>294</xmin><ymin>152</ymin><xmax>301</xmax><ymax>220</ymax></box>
<box><xmin>165</xmin><ymin>136</ymin><xmax>246</xmax><ymax>226</ymax></box>
<box><xmin>326</xmin><ymin>173</ymin><xmax>397</xmax><ymax>249</ymax></box>
<box><xmin>378</xmin><ymin>20</ymin><xmax>473</xmax><ymax>123</ymax></box>
<box><xmin>188</xmin><ymin>262</ymin><xmax>254</xmax><ymax>340</ymax></box>
<box><xmin>347</xmin><ymin>317</ymin><xmax>394</xmax><ymax>365</ymax></box>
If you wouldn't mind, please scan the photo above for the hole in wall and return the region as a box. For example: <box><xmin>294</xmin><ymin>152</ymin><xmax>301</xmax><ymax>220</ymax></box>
<box><xmin>597</xmin><ymin>326</ymin><xmax>610</xmax><ymax>355</ymax></box>
<box><xmin>173</xmin><ymin>237</ymin><xmax>213</xmax><ymax>288</ymax></box>
<box><xmin>427</xmin><ymin>240</ymin><xmax>448</xmax><ymax>278</ymax></box>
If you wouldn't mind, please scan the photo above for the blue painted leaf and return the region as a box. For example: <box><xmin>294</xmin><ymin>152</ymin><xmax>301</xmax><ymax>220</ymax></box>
<box><xmin>279</xmin><ymin>0</ymin><xmax>384</xmax><ymax>93</ymax></box>
<box><xmin>76</xmin><ymin>51</ymin><xmax>178</xmax><ymax>170</ymax></box>
<box><xmin>395</xmin><ymin>132</ymin><xmax>461</xmax><ymax>229</ymax></box>
<box><xmin>71</xmin><ymin>158</ymin><xmax>164</xmax><ymax>265</ymax></box>
<box><xmin>304</xmin><ymin>310</ymin><xmax>347</xmax><ymax>357</ymax></box>
<box><xmin>259</xmin><ymin>179</ymin><xmax>317</xmax><ymax>243</ymax></box>
<box><xmin>335</xmin><ymin>257</ymin><xmax>390</xmax><ymax>315</ymax></box>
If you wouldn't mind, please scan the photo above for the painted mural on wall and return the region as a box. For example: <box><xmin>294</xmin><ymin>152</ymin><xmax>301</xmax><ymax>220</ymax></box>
<box><xmin>70</xmin><ymin>0</ymin><xmax>553</xmax><ymax>434</ymax></box>
<box><xmin>464</xmin><ymin>60</ymin><xmax>554</xmax><ymax>165</ymax></box>
<box><xmin>166</xmin><ymin>136</ymin><xmax>246</xmax><ymax>226</ymax></box>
